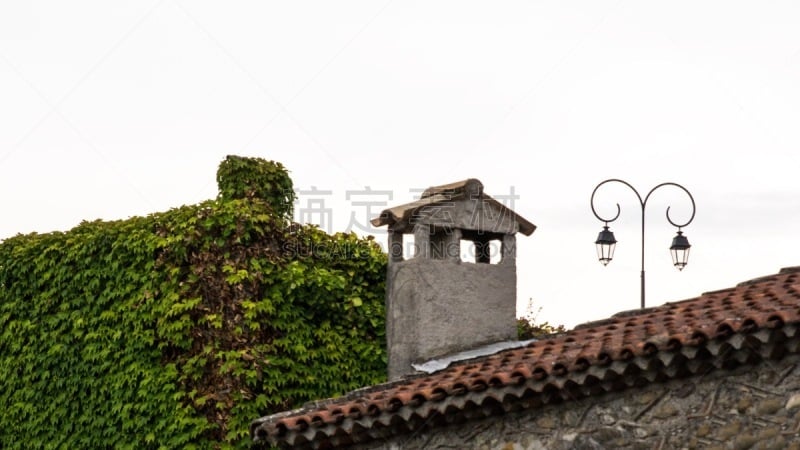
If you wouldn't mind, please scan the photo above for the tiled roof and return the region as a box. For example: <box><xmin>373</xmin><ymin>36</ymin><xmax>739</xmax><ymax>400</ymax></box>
<box><xmin>251</xmin><ymin>267</ymin><xmax>800</xmax><ymax>449</ymax></box>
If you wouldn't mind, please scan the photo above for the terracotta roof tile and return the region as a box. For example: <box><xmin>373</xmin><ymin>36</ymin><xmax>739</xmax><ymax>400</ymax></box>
<box><xmin>251</xmin><ymin>267</ymin><xmax>800</xmax><ymax>449</ymax></box>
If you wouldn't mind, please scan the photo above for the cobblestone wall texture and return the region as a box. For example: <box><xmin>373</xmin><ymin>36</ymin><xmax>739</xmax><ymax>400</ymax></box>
<box><xmin>356</xmin><ymin>356</ymin><xmax>800</xmax><ymax>450</ymax></box>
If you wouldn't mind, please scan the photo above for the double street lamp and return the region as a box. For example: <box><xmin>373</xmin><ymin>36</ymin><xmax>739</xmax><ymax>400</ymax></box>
<box><xmin>591</xmin><ymin>179</ymin><xmax>696</xmax><ymax>309</ymax></box>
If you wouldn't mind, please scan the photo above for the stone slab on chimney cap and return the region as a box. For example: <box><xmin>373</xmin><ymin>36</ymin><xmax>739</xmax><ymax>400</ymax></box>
<box><xmin>371</xmin><ymin>179</ymin><xmax>536</xmax><ymax>380</ymax></box>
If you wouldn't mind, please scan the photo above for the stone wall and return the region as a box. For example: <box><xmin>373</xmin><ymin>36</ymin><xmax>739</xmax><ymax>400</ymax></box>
<box><xmin>356</xmin><ymin>355</ymin><xmax>800</xmax><ymax>449</ymax></box>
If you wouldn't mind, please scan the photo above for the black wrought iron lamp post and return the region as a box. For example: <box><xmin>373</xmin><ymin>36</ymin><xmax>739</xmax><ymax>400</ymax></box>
<box><xmin>590</xmin><ymin>179</ymin><xmax>696</xmax><ymax>309</ymax></box>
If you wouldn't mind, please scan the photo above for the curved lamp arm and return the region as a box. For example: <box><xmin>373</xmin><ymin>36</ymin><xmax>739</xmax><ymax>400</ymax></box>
<box><xmin>591</xmin><ymin>179</ymin><xmax>696</xmax><ymax>227</ymax></box>
<box><xmin>590</xmin><ymin>178</ymin><xmax>643</xmax><ymax>224</ymax></box>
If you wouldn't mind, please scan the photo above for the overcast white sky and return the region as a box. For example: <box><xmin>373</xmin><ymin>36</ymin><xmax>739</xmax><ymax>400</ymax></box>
<box><xmin>2</xmin><ymin>1</ymin><xmax>800</xmax><ymax>328</ymax></box>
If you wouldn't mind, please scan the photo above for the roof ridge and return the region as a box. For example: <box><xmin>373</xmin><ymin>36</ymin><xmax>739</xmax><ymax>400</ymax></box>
<box><xmin>735</xmin><ymin>266</ymin><xmax>800</xmax><ymax>287</ymax></box>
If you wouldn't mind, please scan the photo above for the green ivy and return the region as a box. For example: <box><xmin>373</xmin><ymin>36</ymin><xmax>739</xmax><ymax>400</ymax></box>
<box><xmin>0</xmin><ymin>157</ymin><xmax>387</xmax><ymax>449</ymax></box>
<box><xmin>216</xmin><ymin>155</ymin><xmax>296</xmax><ymax>220</ymax></box>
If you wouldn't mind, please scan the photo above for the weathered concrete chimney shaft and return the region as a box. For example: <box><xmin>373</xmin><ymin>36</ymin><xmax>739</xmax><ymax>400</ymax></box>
<box><xmin>371</xmin><ymin>179</ymin><xmax>536</xmax><ymax>380</ymax></box>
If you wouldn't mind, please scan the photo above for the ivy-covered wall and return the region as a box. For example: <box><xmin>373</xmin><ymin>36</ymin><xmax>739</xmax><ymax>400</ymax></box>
<box><xmin>0</xmin><ymin>156</ymin><xmax>387</xmax><ymax>449</ymax></box>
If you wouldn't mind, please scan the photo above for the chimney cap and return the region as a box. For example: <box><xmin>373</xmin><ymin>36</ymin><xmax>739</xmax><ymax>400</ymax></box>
<box><xmin>370</xmin><ymin>178</ymin><xmax>536</xmax><ymax>236</ymax></box>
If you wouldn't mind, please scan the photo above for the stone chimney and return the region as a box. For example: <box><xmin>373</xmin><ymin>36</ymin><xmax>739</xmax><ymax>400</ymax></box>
<box><xmin>371</xmin><ymin>179</ymin><xmax>536</xmax><ymax>380</ymax></box>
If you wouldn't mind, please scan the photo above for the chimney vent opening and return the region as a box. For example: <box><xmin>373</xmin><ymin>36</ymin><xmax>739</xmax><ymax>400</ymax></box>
<box><xmin>460</xmin><ymin>238</ymin><xmax>502</xmax><ymax>264</ymax></box>
<box><xmin>403</xmin><ymin>234</ymin><xmax>417</xmax><ymax>260</ymax></box>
